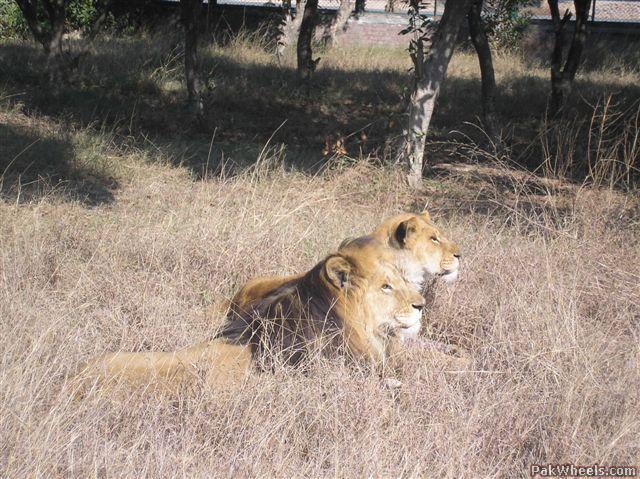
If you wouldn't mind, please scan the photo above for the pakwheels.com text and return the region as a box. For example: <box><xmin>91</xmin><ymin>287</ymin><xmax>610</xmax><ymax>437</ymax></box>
<box><xmin>530</xmin><ymin>464</ymin><xmax>637</xmax><ymax>477</ymax></box>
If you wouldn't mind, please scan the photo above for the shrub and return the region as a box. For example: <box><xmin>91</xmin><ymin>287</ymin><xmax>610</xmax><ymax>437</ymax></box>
<box><xmin>0</xmin><ymin>0</ymin><xmax>29</xmax><ymax>39</ymax></box>
<box><xmin>482</xmin><ymin>0</ymin><xmax>534</xmax><ymax>50</ymax></box>
<box><xmin>0</xmin><ymin>0</ymin><xmax>152</xmax><ymax>41</ymax></box>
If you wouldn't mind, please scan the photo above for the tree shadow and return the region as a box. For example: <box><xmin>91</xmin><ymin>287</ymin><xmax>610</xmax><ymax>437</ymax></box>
<box><xmin>0</xmin><ymin>123</ymin><xmax>118</xmax><ymax>206</ymax></box>
<box><xmin>0</xmin><ymin>36</ymin><xmax>638</xmax><ymax>189</ymax></box>
<box><xmin>0</xmin><ymin>37</ymin><xmax>406</xmax><ymax>170</ymax></box>
<box><xmin>409</xmin><ymin>161</ymin><xmax>580</xmax><ymax>239</ymax></box>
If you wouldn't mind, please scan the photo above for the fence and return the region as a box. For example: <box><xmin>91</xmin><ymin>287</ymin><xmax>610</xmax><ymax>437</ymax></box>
<box><xmin>212</xmin><ymin>0</ymin><xmax>439</xmax><ymax>14</ymax></box>
<box><xmin>209</xmin><ymin>0</ymin><xmax>640</xmax><ymax>23</ymax></box>
<box><xmin>527</xmin><ymin>1</ymin><xmax>640</xmax><ymax>23</ymax></box>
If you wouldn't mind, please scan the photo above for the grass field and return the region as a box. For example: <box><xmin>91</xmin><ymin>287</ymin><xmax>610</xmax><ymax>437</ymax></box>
<box><xmin>1</xmin><ymin>28</ymin><xmax>639</xmax><ymax>477</ymax></box>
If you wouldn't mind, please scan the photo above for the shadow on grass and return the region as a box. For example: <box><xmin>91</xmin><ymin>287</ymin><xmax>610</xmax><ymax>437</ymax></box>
<box><xmin>0</xmin><ymin>37</ymin><xmax>638</xmax><ymax>188</ymax></box>
<box><xmin>0</xmin><ymin>39</ymin><xmax>408</xmax><ymax>178</ymax></box>
<box><xmin>0</xmin><ymin>123</ymin><xmax>118</xmax><ymax>206</ymax></box>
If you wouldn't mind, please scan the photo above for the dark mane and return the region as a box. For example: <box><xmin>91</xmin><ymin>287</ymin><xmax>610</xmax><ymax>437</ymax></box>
<box><xmin>339</xmin><ymin>234</ymin><xmax>376</xmax><ymax>250</ymax></box>
<box><xmin>216</xmin><ymin>259</ymin><xmax>344</xmax><ymax>367</ymax></box>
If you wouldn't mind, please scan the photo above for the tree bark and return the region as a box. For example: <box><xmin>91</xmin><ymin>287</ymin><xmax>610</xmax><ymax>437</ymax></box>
<box><xmin>296</xmin><ymin>0</ymin><xmax>320</xmax><ymax>81</ymax></box>
<box><xmin>400</xmin><ymin>0</ymin><xmax>473</xmax><ymax>188</ymax></box>
<box><xmin>548</xmin><ymin>0</ymin><xmax>591</xmax><ymax>114</ymax></box>
<box><xmin>43</xmin><ymin>0</ymin><xmax>65</xmax><ymax>61</ymax></box>
<box><xmin>180</xmin><ymin>0</ymin><xmax>204</xmax><ymax>116</ymax></box>
<box><xmin>15</xmin><ymin>0</ymin><xmax>68</xmax><ymax>74</ymax></box>
<box><xmin>84</xmin><ymin>0</ymin><xmax>113</xmax><ymax>44</ymax></box>
<box><xmin>468</xmin><ymin>0</ymin><xmax>498</xmax><ymax>143</ymax></box>
<box><xmin>384</xmin><ymin>0</ymin><xmax>396</xmax><ymax>13</ymax></box>
<box><xmin>322</xmin><ymin>0</ymin><xmax>353</xmax><ymax>50</ymax></box>
<box><xmin>276</xmin><ymin>0</ymin><xmax>306</xmax><ymax>62</ymax></box>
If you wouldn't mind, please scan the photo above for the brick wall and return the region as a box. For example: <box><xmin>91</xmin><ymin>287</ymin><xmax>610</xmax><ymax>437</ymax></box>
<box><xmin>337</xmin><ymin>13</ymin><xmax>410</xmax><ymax>47</ymax></box>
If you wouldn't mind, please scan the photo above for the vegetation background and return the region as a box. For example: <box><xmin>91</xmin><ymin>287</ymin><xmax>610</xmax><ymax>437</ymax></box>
<box><xmin>0</xmin><ymin>2</ymin><xmax>639</xmax><ymax>476</ymax></box>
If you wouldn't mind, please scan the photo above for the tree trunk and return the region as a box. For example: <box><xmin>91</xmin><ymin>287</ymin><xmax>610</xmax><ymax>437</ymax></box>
<box><xmin>384</xmin><ymin>0</ymin><xmax>396</xmax><ymax>13</ymax></box>
<box><xmin>15</xmin><ymin>0</ymin><xmax>68</xmax><ymax>77</ymax></box>
<box><xmin>548</xmin><ymin>0</ymin><xmax>591</xmax><ymax>114</ymax></box>
<box><xmin>296</xmin><ymin>0</ymin><xmax>320</xmax><ymax>81</ymax></box>
<box><xmin>276</xmin><ymin>0</ymin><xmax>306</xmax><ymax>62</ymax></box>
<box><xmin>468</xmin><ymin>0</ymin><xmax>498</xmax><ymax>144</ymax></box>
<box><xmin>354</xmin><ymin>0</ymin><xmax>365</xmax><ymax>15</ymax></box>
<box><xmin>84</xmin><ymin>0</ymin><xmax>113</xmax><ymax>44</ymax></box>
<box><xmin>44</xmin><ymin>0</ymin><xmax>65</xmax><ymax>62</ymax></box>
<box><xmin>322</xmin><ymin>0</ymin><xmax>353</xmax><ymax>50</ymax></box>
<box><xmin>400</xmin><ymin>0</ymin><xmax>473</xmax><ymax>188</ymax></box>
<box><xmin>180</xmin><ymin>0</ymin><xmax>204</xmax><ymax>116</ymax></box>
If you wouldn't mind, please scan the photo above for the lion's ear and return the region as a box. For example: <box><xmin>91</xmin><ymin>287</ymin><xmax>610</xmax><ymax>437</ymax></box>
<box><xmin>393</xmin><ymin>217</ymin><xmax>419</xmax><ymax>249</ymax></box>
<box><xmin>325</xmin><ymin>255</ymin><xmax>353</xmax><ymax>290</ymax></box>
<box><xmin>420</xmin><ymin>210</ymin><xmax>431</xmax><ymax>222</ymax></box>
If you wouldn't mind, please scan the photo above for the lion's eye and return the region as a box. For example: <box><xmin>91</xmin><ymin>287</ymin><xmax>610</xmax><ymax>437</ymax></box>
<box><xmin>381</xmin><ymin>284</ymin><xmax>393</xmax><ymax>292</ymax></box>
<box><xmin>431</xmin><ymin>236</ymin><xmax>440</xmax><ymax>244</ymax></box>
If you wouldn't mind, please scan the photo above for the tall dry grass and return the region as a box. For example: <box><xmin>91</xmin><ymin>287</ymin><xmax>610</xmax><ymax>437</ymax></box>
<box><xmin>1</xmin><ymin>29</ymin><xmax>639</xmax><ymax>477</ymax></box>
<box><xmin>1</xmin><ymin>140</ymin><xmax>639</xmax><ymax>475</ymax></box>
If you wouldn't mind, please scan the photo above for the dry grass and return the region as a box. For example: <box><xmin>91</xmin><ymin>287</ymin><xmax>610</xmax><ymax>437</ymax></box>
<box><xmin>1</xmin><ymin>31</ymin><xmax>640</xmax><ymax>477</ymax></box>
<box><xmin>1</xmin><ymin>143</ymin><xmax>639</xmax><ymax>476</ymax></box>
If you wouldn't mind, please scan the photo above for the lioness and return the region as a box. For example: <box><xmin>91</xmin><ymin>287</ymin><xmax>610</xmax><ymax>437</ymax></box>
<box><xmin>361</xmin><ymin>210</ymin><xmax>461</xmax><ymax>289</ymax></box>
<box><xmin>231</xmin><ymin>211</ymin><xmax>461</xmax><ymax>341</ymax></box>
<box><xmin>74</xmin><ymin>249</ymin><xmax>425</xmax><ymax>395</ymax></box>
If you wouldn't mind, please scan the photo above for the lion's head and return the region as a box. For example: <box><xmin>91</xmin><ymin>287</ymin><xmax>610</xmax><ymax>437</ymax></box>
<box><xmin>222</xmin><ymin>248</ymin><xmax>425</xmax><ymax>367</ymax></box>
<box><xmin>342</xmin><ymin>211</ymin><xmax>461</xmax><ymax>290</ymax></box>
<box><xmin>322</xmin><ymin>249</ymin><xmax>426</xmax><ymax>359</ymax></box>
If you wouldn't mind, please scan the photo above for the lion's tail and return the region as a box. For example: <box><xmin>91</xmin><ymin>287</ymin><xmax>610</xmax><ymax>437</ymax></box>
<box><xmin>70</xmin><ymin>340</ymin><xmax>253</xmax><ymax>398</ymax></box>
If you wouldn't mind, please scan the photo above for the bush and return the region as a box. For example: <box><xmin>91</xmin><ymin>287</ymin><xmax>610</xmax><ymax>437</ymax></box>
<box><xmin>67</xmin><ymin>0</ymin><xmax>101</xmax><ymax>32</ymax></box>
<box><xmin>482</xmin><ymin>0</ymin><xmax>534</xmax><ymax>50</ymax></box>
<box><xmin>0</xmin><ymin>0</ymin><xmax>29</xmax><ymax>39</ymax></box>
<box><xmin>0</xmin><ymin>0</ymin><xmax>150</xmax><ymax>41</ymax></box>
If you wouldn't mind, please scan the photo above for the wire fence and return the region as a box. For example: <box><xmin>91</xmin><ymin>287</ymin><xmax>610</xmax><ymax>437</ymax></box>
<box><xmin>527</xmin><ymin>1</ymin><xmax>640</xmax><ymax>23</ymax></box>
<box><xmin>212</xmin><ymin>0</ymin><xmax>640</xmax><ymax>23</ymax></box>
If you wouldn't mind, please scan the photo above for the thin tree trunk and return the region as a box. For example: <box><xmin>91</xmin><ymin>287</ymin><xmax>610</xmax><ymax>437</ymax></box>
<box><xmin>564</xmin><ymin>1</ymin><xmax>590</xmax><ymax>80</ymax></box>
<box><xmin>549</xmin><ymin>0</ymin><xmax>569</xmax><ymax>112</ymax></box>
<box><xmin>468</xmin><ymin>0</ymin><xmax>498</xmax><ymax>144</ymax></box>
<box><xmin>44</xmin><ymin>1</ymin><xmax>65</xmax><ymax>62</ymax></box>
<box><xmin>400</xmin><ymin>0</ymin><xmax>473</xmax><ymax>188</ymax></box>
<box><xmin>354</xmin><ymin>0</ymin><xmax>365</xmax><ymax>14</ymax></box>
<box><xmin>276</xmin><ymin>0</ymin><xmax>306</xmax><ymax>61</ymax></box>
<box><xmin>45</xmin><ymin>6</ymin><xmax>65</xmax><ymax>83</ymax></box>
<box><xmin>297</xmin><ymin>0</ymin><xmax>319</xmax><ymax>81</ymax></box>
<box><xmin>548</xmin><ymin>0</ymin><xmax>591</xmax><ymax>114</ymax></box>
<box><xmin>181</xmin><ymin>0</ymin><xmax>204</xmax><ymax>116</ymax></box>
<box><xmin>322</xmin><ymin>0</ymin><xmax>353</xmax><ymax>50</ymax></box>
<box><xmin>84</xmin><ymin>0</ymin><xmax>113</xmax><ymax>44</ymax></box>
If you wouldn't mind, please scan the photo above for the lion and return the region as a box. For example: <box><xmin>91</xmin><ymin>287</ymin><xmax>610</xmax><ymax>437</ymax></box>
<box><xmin>73</xmin><ymin>249</ymin><xmax>427</xmax><ymax>396</ymax></box>
<box><xmin>229</xmin><ymin>211</ymin><xmax>461</xmax><ymax>342</ymax></box>
<box><xmin>362</xmin><ymin>210</ymin><xmax>461</xmax><ymax>289</ymax></box>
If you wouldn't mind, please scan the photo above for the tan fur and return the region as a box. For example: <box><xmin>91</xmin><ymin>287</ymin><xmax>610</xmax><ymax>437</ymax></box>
<box><xmin>75</xmin><ymin>341</ymin><xmax>253</xmax><ymax>396</ymax></box>
<box><xmin>230</xmin><ymin>211</ymin><xmax>461</xmax><ymax>316</ymax></box>
<box><xmin>73</xmin><ymin>248</ymin><xmax>425</xmax><ymax>396</ymax></box>
<box><xmin>357</xmin><ymin>210</ymin><xmax>461</xmax><ymax>288</ymax></box>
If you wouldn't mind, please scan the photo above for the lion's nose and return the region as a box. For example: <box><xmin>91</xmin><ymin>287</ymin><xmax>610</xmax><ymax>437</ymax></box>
<box><xmin>412</xmin><ymin>302</ymin><xmax>425</xmax><ymax>312</ymax></box>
